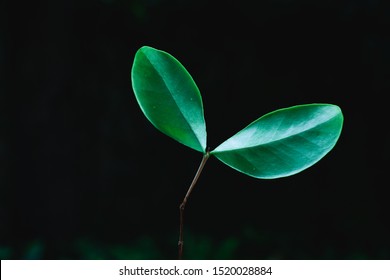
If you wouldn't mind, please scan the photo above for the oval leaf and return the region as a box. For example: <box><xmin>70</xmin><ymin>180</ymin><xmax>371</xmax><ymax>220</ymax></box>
<box><xmin>131</xmin><ymin>46</ymin><xmax>207</xmax><ymax>153</ymax></box>
<box><xmin>211</xmin><ymin>104</ymin><xmax>343</xmax><ymax>179</ymax></box>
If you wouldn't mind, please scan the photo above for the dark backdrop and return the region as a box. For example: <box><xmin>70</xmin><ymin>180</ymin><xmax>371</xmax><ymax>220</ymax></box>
<box><xmin>1</xmin><ymin>0</ymin><xmax>389</xmax><ymax>259</ymax></box>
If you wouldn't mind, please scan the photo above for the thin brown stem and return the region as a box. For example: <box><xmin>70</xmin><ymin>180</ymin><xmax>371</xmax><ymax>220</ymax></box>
<box><xmin>178</xmin><ymin>149</ymin><xmax>210</xmax><ymax>260</ymax></box>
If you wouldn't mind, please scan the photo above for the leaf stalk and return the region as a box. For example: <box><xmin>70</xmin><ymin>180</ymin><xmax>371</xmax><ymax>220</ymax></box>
<box><xmin>178</xmin><ymin>149</ymin><xmax>210</xmax><ymax>259</ymax></box>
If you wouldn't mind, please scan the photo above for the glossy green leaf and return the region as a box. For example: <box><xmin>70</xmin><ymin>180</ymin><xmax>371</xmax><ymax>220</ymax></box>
<box><xmin>131</xmin><ymin>46</ymin><xmax>207</xmax><ymax>153</ymax></box>
<box><xmin>211</xmin><ymin>104</ymin><xmax>343</xmax><ymax>179</ymax></box>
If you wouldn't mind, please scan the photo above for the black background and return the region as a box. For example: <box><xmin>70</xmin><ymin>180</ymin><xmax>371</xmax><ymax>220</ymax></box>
<box><xmin>1</xmin><ymin>0</ymin><xmax>389</xmax><ymax>259</ymax></box>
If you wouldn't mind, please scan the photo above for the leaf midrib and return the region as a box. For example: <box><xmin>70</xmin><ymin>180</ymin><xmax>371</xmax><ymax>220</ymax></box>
<box><xmin>144</xmin><ymin>51</ymin><xmax>203</xmax><ymax>150</ymax></box>
<box><xmin>212</xmin><ymin>113</ymin><xmax>339</xmax><ymax>154</ymax></box>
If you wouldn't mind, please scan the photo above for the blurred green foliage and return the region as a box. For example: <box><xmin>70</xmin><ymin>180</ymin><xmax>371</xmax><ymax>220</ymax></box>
<box><xmin>2</xmin><ymin>227</ymin><xmax>388</xmax><ymax>259</ymax></box>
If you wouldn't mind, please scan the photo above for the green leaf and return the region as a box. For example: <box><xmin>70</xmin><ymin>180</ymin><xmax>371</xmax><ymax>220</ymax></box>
<box><xmin>131</xmin><ymin>46</ymin><xmax>207</xmax><ymax>153</ymax></box>
<box><xmin>211</xmin><ymin>104</ymin><xmax>343</xmax><ymax>179</ymax></box>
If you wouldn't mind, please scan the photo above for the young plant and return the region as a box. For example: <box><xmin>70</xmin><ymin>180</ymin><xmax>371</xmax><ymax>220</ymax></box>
<box><xmin>131</xmin><ymin>46</ymin><xmax>344</xmax><ymax>259</ymax></box>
